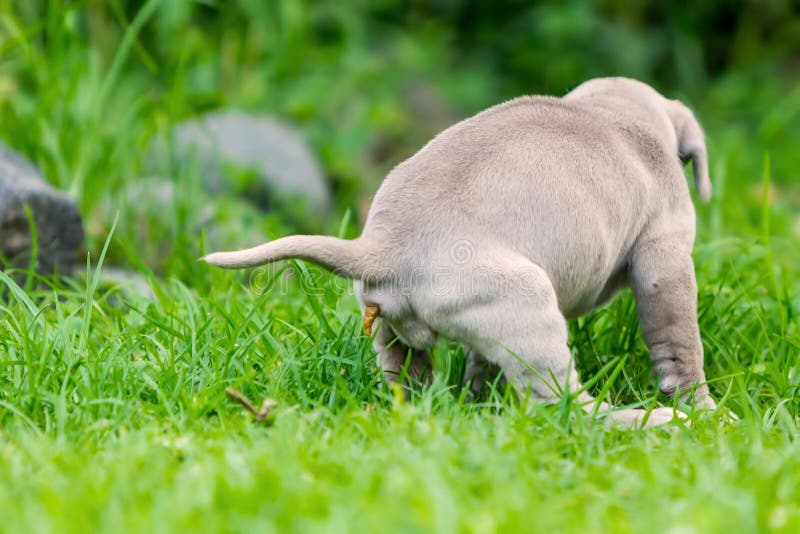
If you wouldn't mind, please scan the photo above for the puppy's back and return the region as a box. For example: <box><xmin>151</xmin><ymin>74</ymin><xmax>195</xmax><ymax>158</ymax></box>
<box><xmin>363</xmin><ymin>94</ymin><xmax>659</xmax><ymax>247</ymax></box>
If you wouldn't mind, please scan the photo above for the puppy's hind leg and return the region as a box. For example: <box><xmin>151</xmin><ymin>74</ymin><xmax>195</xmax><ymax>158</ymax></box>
<box><xmin>373</xmin><ymin>321</ymin><xmax>433</xmax><ymax>392</ymax></box>
<box><xmin>463</xmin><ymin>348</ymin><xmax>504</xmax><ymax>395</ymax></box>
<box><xmin>439</xmin><ymin>259</ymin><xmax>681</xmax><ymax>428</ymax></box>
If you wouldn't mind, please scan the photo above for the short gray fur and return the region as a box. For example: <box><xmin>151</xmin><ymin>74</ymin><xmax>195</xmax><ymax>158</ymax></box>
<box><xmin>204</xmin><ymin>77</ymin><xmax>718</xmax><ymax>428</ymax></box>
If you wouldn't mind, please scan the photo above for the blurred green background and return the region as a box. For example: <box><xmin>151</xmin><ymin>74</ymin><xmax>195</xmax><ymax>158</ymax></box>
<box><xmin>1</xmin><ymin>0</ymin><xmax>798</xmax><ymax>272</ymax></box>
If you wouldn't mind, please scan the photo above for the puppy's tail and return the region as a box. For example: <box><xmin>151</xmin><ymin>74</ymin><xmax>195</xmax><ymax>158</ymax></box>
<box><xmin>666</xmin><ymin>100</ymin><xmax>712</xmax><ymax>202</ymax></box>
<box><xmin>201</xmin><ymin>235</ymin><xmax>384</xmax><ymax>279</ymax></box>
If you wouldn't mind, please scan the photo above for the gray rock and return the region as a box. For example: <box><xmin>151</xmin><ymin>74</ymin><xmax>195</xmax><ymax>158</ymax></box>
<box><xmin>0</xmin><ymin>143</ymin><xmax>84</xmax><ymax>274</ymax></box>
<box><xmin>155</xmin><ymin>110</ymin><xmax>331</xmax><ymax>213</ymax></box>
<box><xmin>96</xmin><ymin>267</ymin><xmax>155</xmax><ymax>300</ymax></box>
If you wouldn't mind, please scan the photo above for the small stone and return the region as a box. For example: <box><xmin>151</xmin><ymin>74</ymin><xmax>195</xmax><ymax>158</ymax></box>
<box><xmin>95</xmin><ymin>266</ymin><xmax>155</xmax><ymax>300</ymax></box>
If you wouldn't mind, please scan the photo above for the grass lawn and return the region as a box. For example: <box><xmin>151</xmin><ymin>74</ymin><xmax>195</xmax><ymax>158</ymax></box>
<box><xmin>1</xmin><ymin>3</ymin><xmax>800</xmax><ymax>533</ymax></box>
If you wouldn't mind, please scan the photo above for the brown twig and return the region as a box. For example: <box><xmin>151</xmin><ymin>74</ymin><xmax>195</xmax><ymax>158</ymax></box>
<box><xmin>225</xmin><ymin>387</ymin><xmax>277</xmax><ymax>423</ymax></box>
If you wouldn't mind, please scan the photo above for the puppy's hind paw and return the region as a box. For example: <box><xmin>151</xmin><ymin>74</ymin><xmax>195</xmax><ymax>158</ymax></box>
<box><xmin>604</xmin><ymin>407</ymin><xmax>688</xmax><ymax>430</ymax></box>
<box><xmin>681</xmin><ymin>395</ymin><xmax>739</xmax><ymax>423</ymax></box>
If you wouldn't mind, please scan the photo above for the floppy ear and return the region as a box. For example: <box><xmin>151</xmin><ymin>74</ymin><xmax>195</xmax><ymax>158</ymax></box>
<box><xmin>666</xmin><ymin>100</ymin><xmax>711</xmax><ymax>202</ymax></box>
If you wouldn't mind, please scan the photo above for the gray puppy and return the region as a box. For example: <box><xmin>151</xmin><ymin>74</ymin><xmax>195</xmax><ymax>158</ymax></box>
<box><xmin>204</xmin><ymin>77</ymin><xmax>716</xmax><ymax>427</ymax></box>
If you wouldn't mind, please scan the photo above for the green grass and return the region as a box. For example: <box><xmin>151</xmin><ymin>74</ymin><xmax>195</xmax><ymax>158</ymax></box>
<box><xmin>1</xmin><ymin>2</ymin><xmax>800</xmax><ymax>533</ymax></box>
<box><xmin>1</xmin><ymin>253</ymin><xmax>799</xmax><ymax>533</ymax></box>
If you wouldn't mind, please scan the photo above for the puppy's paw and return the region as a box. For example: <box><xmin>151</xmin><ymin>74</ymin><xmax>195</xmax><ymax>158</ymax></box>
<box><xmin>719</xmin><ymin>407</ymin><xmax>739</xmax><ymax>423</ymax></box>
<box><xmin>680</xmin><ymin>394</ymin><xmax>739</xmax><ymax>423</ymax></box>
<box><xmin>678</xmin><ymin>392</ymin><xmax>718</xmax><ymax>411</ymax></box>
<box><xmin>693</xmin><ymin>395</ymin><xmax>718</xmax><ymax>411</ymax></box>
<box><xmin>604</xmin><ymin>407</ymin><xmax>687</xmax><ymax>430</ymax></box>
<box><xmin>643</xmin><ymin>407</ymin><xmax>689</xmax><ymax>428</ymax></box>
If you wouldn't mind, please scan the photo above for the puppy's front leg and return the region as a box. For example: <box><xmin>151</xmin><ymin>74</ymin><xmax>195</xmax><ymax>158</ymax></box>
<box><xmin>629</xmin><ymin>239</ymin><xmax>714</xmax><ymax>408</ymax></box>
